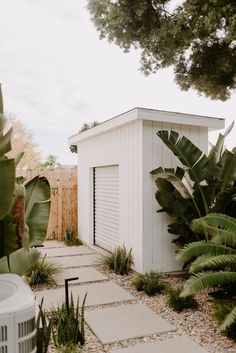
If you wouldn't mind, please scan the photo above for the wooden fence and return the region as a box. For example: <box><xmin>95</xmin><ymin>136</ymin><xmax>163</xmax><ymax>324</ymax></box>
<box><xmin>17</xmin><ymin>168</ymin><xmax>78</xmax><ymax>241</ymax></box>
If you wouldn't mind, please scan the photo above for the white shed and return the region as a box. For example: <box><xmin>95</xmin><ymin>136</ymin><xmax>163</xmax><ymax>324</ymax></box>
<box><xmin>69</xmin><ymin>108</ymin><xmax>224</xmax><ymax>273</ymax></box>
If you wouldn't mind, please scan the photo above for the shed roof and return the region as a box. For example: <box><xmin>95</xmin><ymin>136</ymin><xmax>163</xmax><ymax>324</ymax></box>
<box><xmin>69</xmin><ymin>107</ymin><xmax>225</xmax><ymax>144</ymax></box>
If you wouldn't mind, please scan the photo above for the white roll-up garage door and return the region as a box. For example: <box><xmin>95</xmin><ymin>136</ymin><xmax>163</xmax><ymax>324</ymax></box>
<box><xmin>94</xmin><ymin>165</ymin><xmax>119</xmax><ymax>250</ymax></box>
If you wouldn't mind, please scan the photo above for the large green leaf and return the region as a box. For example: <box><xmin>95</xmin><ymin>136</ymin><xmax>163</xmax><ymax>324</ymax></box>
<box><xmin>28</xmin><ymin>201</ymin><xmax>51</xmax><ymax>246</ymax></box>
<box><xmin>191</xmin><ymin>213</ymin><xmax>236</xmax><ymax>237</ymax></box>
<box><xmin>25</xmin><ymin>176</ymin><xmax>51</xmax><ymax>245</ymax></box>
<box><xmin>177</xmin><ymin>241</ymin><xmax>236</xmax><ymax>263</ymax></box>
<box><xmin>151</xmin><ymin>166</ymin><xmax>192</xmax><ymax>198</ymax></box>
<box><xmin>181</xmin><ymin>271</ymin><xmax>236</xmax><ymax>297</ymax></box>
<box><xmin>212</xmin><ymin>187</ymin><xmax>236</xmax><ymax>214</ymax></box>
<box><xmin>25</xmin><ymin>176</ymin><xmax>50</xmax><ymax>218</ymax></box>
<box><xmin>190</xmin><ymin>254</ymin><xmax>236</xmax><ymax>273</ymax></box>
<box><xmin>157</xmin><ymin>130</ymin><xmax>209</xmax><ymax>214</ymax></box>
<box><xmin>218</xmin><ymin>150</ymin><xmax>236</xmax><ymax>190</ymax></box>
<box><xmin>220</xmin><ymin>305</ymin><xmax>236</xmax><ymax>331</ymax></box>
<box><xmin>157</xmin><ymin>130</ymin><xmax>208</xmax><ymax>183</ymax></box>
<box><xmin>0</xmin><ymin>217</ymin><xmax>18</xmax><ymax>258</ymax></box>
<box><xmin>0</xmin><ymin>159</ymin><xmax>15</xmax><ymax>220</ymax></box>
<box><xmin>205</xmin><ymin>122</ymin><xmax>234</xmax><ymax>184</ymax></box>
<box><xmin>0</xmin><ymin>247</ymin><xmax>39</xmax><ymax>275</ymax></box>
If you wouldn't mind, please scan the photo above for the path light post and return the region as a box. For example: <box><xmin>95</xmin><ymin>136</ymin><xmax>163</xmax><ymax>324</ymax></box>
<box><xmin>65</xmin><ymin>277</ymin><xmax>79</xmax><ymax>312</ymax></box>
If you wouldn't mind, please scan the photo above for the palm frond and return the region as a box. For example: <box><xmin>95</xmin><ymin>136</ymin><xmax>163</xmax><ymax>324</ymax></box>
<box><xmin>177</xmin><ymin>241</ymin><xmax>234</xmax><ymax>262</ymax></box>
<box><xmin>181</xmin><ymin>271</ymin><xmax>236</xmax><ymax>297</ymax></box>
<box><xmin>190</xmin><ymin>254</ymin><xmax>236</xmax><ymax>273</ymax></box>
<box><xmin>220</xmin><ymin>305</ymin><xmax>236</xmax><ymax>331</ymax></box>
<box><xmin>213</xmin><ymin>231</ymin><xmax>236</xmax><ymax>249</ymax></box>
<box><xmin>191</xmin><ymin>213</ymin><xmax>236</xmax><ymax>236</ymax></box>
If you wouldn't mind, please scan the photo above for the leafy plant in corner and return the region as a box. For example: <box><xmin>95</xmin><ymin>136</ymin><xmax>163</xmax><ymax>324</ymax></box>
<box><xmin>167</xmin><ymin>286</ymin><xmax>198</xmax><ymax>312</ymax></box>
<box><xmin>178</xmin><ymin>213</ymin><xmax>236</xmax><ymax>337</ymax></box>
<box><xmin>131</xmin><ymin>271</ymin><xmax>166</xmax><ymax>296</ymax></box>
<box><xmin>64</xmin><ymin>228</ymin><xmax>83</xmax><ymax>246</ymax></box>
<box><xmin>0</xmin><ymin>85</ymin><xmax>51</xmax><ymax>275</ymax></box>
<box><xmin>213</xmin><ymin>300</ymin><xmax>236</xmax><ymax>340</ymax></box>
<box><xmin>51</xmin><ymin>292</ymin><xmax>87</xmax><ymax>348</ymax></box>
<box><xmin>25</xmin><ymin>254</ymin><xmax>61</xmax><ymax>285</ymax></box>
<box><xmin>150</xmin><ymin>124</ymin><xmax>236</xmax><ymax>248</ymax></box>
<box><xmin>36</xmin><ymin>298</ymin><xmax>52</xmax><ymax>353</ymax></box>
<box><xmin>102</xmin><ymin>245</ymin><xmax>133</xmax><ymax>275</ymax></box>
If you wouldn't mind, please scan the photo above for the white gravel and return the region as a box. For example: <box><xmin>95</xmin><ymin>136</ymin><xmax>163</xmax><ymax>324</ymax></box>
<box><xmin>31</xmin><ymin>261</ymin><xmax>236</xmax><ymax>353</ymax></box>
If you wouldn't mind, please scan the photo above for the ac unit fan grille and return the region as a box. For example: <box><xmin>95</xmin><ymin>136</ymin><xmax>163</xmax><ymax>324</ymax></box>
<box><xmin>18</xmin><ymin>335</ymin><xmax>36</xmax><ymax>353</ymax></box>
<box><xmin>0</xmin><ymin>326</ymin><xmax>7</xmax><ymax>342</ymax></box>
<box><xmin>18</xmin><ymin>318</ymin><xmax>35</xmax><ymax>338</ymax></box>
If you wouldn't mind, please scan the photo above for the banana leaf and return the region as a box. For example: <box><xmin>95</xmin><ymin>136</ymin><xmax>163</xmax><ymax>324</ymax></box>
<box><xmin>0</xmin><ymin>158</ymin><xmax>15</xmax><ymax>220</ymax></box>
<box><xmin>25</xmin><ymin>176</ymin><xmax>51</xmax><ymax>245</ymax></box>
<box><xmin>157</xmin><ymin>130</ymin><xmax>208</xmax><ymax>184</ymax></box>
<box><xmin>0</xmin><ymin>247</ymin><xmax>39</xmax><ymax>275</ymax></box>
<box><xmin>151</xmin><ymin>166</ymin><xmax>192</xmax><ymax>198</ymax></box>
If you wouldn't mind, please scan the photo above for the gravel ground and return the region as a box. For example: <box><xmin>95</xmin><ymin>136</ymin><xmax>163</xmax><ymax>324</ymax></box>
<box><xmin>30</xmin><ymin>260</ymin><xmax>236</xmax><ymax>353</ymax></box>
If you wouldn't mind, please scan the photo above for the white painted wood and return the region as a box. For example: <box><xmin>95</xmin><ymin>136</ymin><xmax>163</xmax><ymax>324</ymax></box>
<box><xmin>76</xmin><ymin>120</ymin><xmax>143</xmax><ymax>272</ymax></box>
<box><xmin>69</xmin><ymin>108</ymin><xmax>224</xmax><ymax>144</ymax></box>
<box><xmin>94</xmin><ymin>166</ymin><xmax>120</xmax><ymax>250</ymax></box>
<box><xmin>73</xmin><ymin>107</ymin><xmax>222</xmax><ymax>273</ymax></box>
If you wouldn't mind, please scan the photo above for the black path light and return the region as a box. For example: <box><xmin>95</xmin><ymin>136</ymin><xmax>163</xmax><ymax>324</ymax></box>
<box><xmin>65</xmin><ymin>277</ymin><xmax>79</xmax><ymax>312</ymax></box>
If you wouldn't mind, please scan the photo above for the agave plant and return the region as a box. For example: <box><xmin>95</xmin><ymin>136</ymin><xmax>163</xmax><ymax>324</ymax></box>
<box><xmin>151</xmin><ymin>125</ymin><xmax>236</xmax><ymax>247</ymax></box>
<box><xmin>0</xmin><ymin>85</ymin><xmax>51</xmax><ymax>275</ymax></box>
<box><xmin>177</xmin><ymin>213</ymin><xmax>236</xmax><ymax>332</ymax></box>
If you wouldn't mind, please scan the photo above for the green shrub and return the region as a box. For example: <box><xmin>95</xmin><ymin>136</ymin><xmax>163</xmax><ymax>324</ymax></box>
<box><xmin>51</xmin><ymin>293</ymin><xmax>87</xmax><ymax>348</ymax></box>
<box><xmin>132</xmin><ymin>271</ymin><xmax>166</xmax><ymax>296</ymax></box>
<box><xmin>64</xmin><ymin>228</ymin><xmax>83</xmax><ymax>246</ymax></box>
<box><xmin>25</xmin><ymin>254</ymin><xmax>61</xmax><ymax>285</ymax></box>
<box><xmin>213</xmin><ymin>300</ymin><xmax>236</xmax><ymax>340</ymax></box>
<box><xmin>167</xmin><ymin>286</ymin><xmax>198</xmax><ymax>312</ymax></box>
<box><xmin>36</xmin><ymin>298</ymin><xmax>52</xmax><ymax>353</ymax></box>
<box><xmin>102</xmin><ymin>245</ymin><xmax>133</xmax><ymax>275</ymax></box>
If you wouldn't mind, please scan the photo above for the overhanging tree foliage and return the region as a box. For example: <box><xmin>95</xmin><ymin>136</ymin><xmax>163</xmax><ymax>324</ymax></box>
<box><xmin>88</xmin><ymin>0</ymin><xmax>236</xmax><ymax>100</ymax></box>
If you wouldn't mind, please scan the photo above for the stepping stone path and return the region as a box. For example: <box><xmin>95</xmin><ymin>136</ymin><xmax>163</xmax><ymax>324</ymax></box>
<box><xmin>36</xmin><ymin>240</ymin><xmax>209</xmax><ymax>352</ymax></box>
<box><xmin>110</xmin><ymin>336</ymin><xmax>209</xmax><ymax>353</ymax></box>
<box><xmin>55</xmin><ymin>266</ymin><xmax>108</xmax><ymax>285</ymax></box>
<box><xmin>53</xmin><ymin>254</ymin><xmax>100</xmax><ymax>268</ymax></box>
<box><xmin>85</xmin><ymin>303</ymin><xmax>176</xmax><ymax>344</ymax></box>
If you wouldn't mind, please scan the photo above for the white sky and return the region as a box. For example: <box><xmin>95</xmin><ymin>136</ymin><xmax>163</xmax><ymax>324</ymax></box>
<box><xmin>0</xmin><ymin>0</ymin><xmax>235</xmax><ymax>164</ymax></box>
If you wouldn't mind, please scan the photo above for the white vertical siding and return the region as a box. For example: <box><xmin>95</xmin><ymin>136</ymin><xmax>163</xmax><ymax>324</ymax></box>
<box><xmin>77</xmin><ymin>120</ymin><xmax>143</xmax><ymax>272</ymax></box>
<box><xmin>142</xmin><ymin>121</ymin><xmax>208</xmax><ymax>272</ymax></box>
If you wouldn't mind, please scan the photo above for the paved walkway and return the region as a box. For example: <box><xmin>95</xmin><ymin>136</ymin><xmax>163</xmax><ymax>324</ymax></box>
<box><xmin>35</xmin><ymin>241</ymin><xmax>209</xmax><ymax>353</ymax></box>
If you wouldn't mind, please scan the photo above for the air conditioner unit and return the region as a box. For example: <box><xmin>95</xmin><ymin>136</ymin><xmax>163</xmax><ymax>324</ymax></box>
<box><xmin>0</xmin><ymin>273</ymin><xmax>36</xmax><ymax>353</ymax></box>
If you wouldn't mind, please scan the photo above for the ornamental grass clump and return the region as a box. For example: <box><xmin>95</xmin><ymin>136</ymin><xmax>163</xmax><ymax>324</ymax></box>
<box><xmin>25</xmin><ymin>254</ymin><xmax>61</xmax><ymax>285</ymax></box>
<box><xmin>132</xmin><ymin>271</ymin><xmax>166</xmax><ymax>296</ymax></box>
<box><xmin>167</xmin><ymin>286</ymin><xmax>198</xmax><ymax>312</ymax></box>
<box><xmin>64</xmin><ymin>228</ymin><xmax>83</xmax><ymax>246</ymax></box>
<box><xmin>51</xmin><ymin>292</ymin><xmax>87</xmax><ymax>349</ymax></box>
<box><xmin>36</xmin><ymin>299</ymin><xmax>52</xmax><ymax>353</ymax></box>
<box><xmin>102</xmin><ymin>245</ymin><xmax>133</xmax><ymax>275</ymax></box>
<box><xmin>213</xmin><ymin>300</ymin><xmax>236</xmax><ymax>340</ymax></box>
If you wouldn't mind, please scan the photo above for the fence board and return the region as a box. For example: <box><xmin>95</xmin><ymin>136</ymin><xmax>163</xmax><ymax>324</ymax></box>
<box><xmin>16</xmin><ymin>168</ymin><xmax>78</xmax><ymax>241</ymax></box>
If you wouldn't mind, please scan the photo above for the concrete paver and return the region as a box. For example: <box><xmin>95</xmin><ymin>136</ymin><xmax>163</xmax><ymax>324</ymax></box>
<box><xmin>85</xmin><ymin>303</ymin><xmax>176</xmax><ymax>344</ymax></box>
<box><xmin>43</xmin><ymin>240</ymin><xmax>65</xmax><ymax>248</ymax></box>
<box><xmin>55</xmin><ymin>267</ymin><xmax>108</xmax><ymax>285</ymax></box>
<box><xmin>110</xmin><ymin>335</ymin><xmax>209</xmax><ymax>353</ymax></box>
<box><xmin>40</xmin><ymin>245</ymin><xmax>94</xmax><ymax>257</ymax></box>
<box><xmin>35</xmin><ymin>281</ymin><xmax>134</xmax><ymax>309</ymax></box>
<box><xmin>51</xmin><ymin>254</ymin><xmax>100</xmax><ymax>268</ymax></box>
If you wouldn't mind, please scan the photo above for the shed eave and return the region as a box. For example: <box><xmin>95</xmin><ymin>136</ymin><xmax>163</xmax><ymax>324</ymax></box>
<box><xmin>68</xmin><ymin>107</ymin><xmax>225</xmax><ymax>145</ymax></box>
